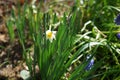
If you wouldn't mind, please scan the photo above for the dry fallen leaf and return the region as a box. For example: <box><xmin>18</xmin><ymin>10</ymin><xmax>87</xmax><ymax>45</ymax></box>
<box><xmin>0</xmin><ymin>34</ymin><xmax>8</xmax><ymax>42</ymax></box>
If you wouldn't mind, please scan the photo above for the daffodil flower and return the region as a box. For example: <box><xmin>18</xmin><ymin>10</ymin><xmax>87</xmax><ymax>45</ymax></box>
<box><xmin>32</xmin><ymin>4</ymin><xmax>37</xmax><ymax>21</ymax></box>
<box><xmin>46</xmin><ymin>29</ymin><xmax>56</xmax><ymax>43</ymax></box>
<box><xmin>32</xmin><ymin>5</ymin><xmax>37</xmax><ymax>14</ymax></box>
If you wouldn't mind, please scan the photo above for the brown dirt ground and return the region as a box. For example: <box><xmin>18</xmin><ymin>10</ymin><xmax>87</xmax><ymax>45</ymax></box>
<box><xmin>0</xmin><ymin>0</ymin><xmax>32</xmax><ymax>80</ymax></box>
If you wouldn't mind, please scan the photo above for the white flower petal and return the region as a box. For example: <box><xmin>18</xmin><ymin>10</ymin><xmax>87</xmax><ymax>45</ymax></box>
<box><xmin>46</xmin><ymin>29</ymin><xmax>56</xmax><ymax>42</ymax></box>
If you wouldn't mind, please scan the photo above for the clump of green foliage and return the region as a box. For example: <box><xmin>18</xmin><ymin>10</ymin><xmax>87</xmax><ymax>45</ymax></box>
<box><xmin>6</xmin><ymin>0</ymin><xmax>120</xmax><ymax>80</ymax></box>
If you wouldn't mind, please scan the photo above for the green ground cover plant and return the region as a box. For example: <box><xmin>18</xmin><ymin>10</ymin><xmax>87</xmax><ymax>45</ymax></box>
<box><xmin>6</xmin><ymin>0</ymin><xmax>120</xmax><ymax>80</ymax></box>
